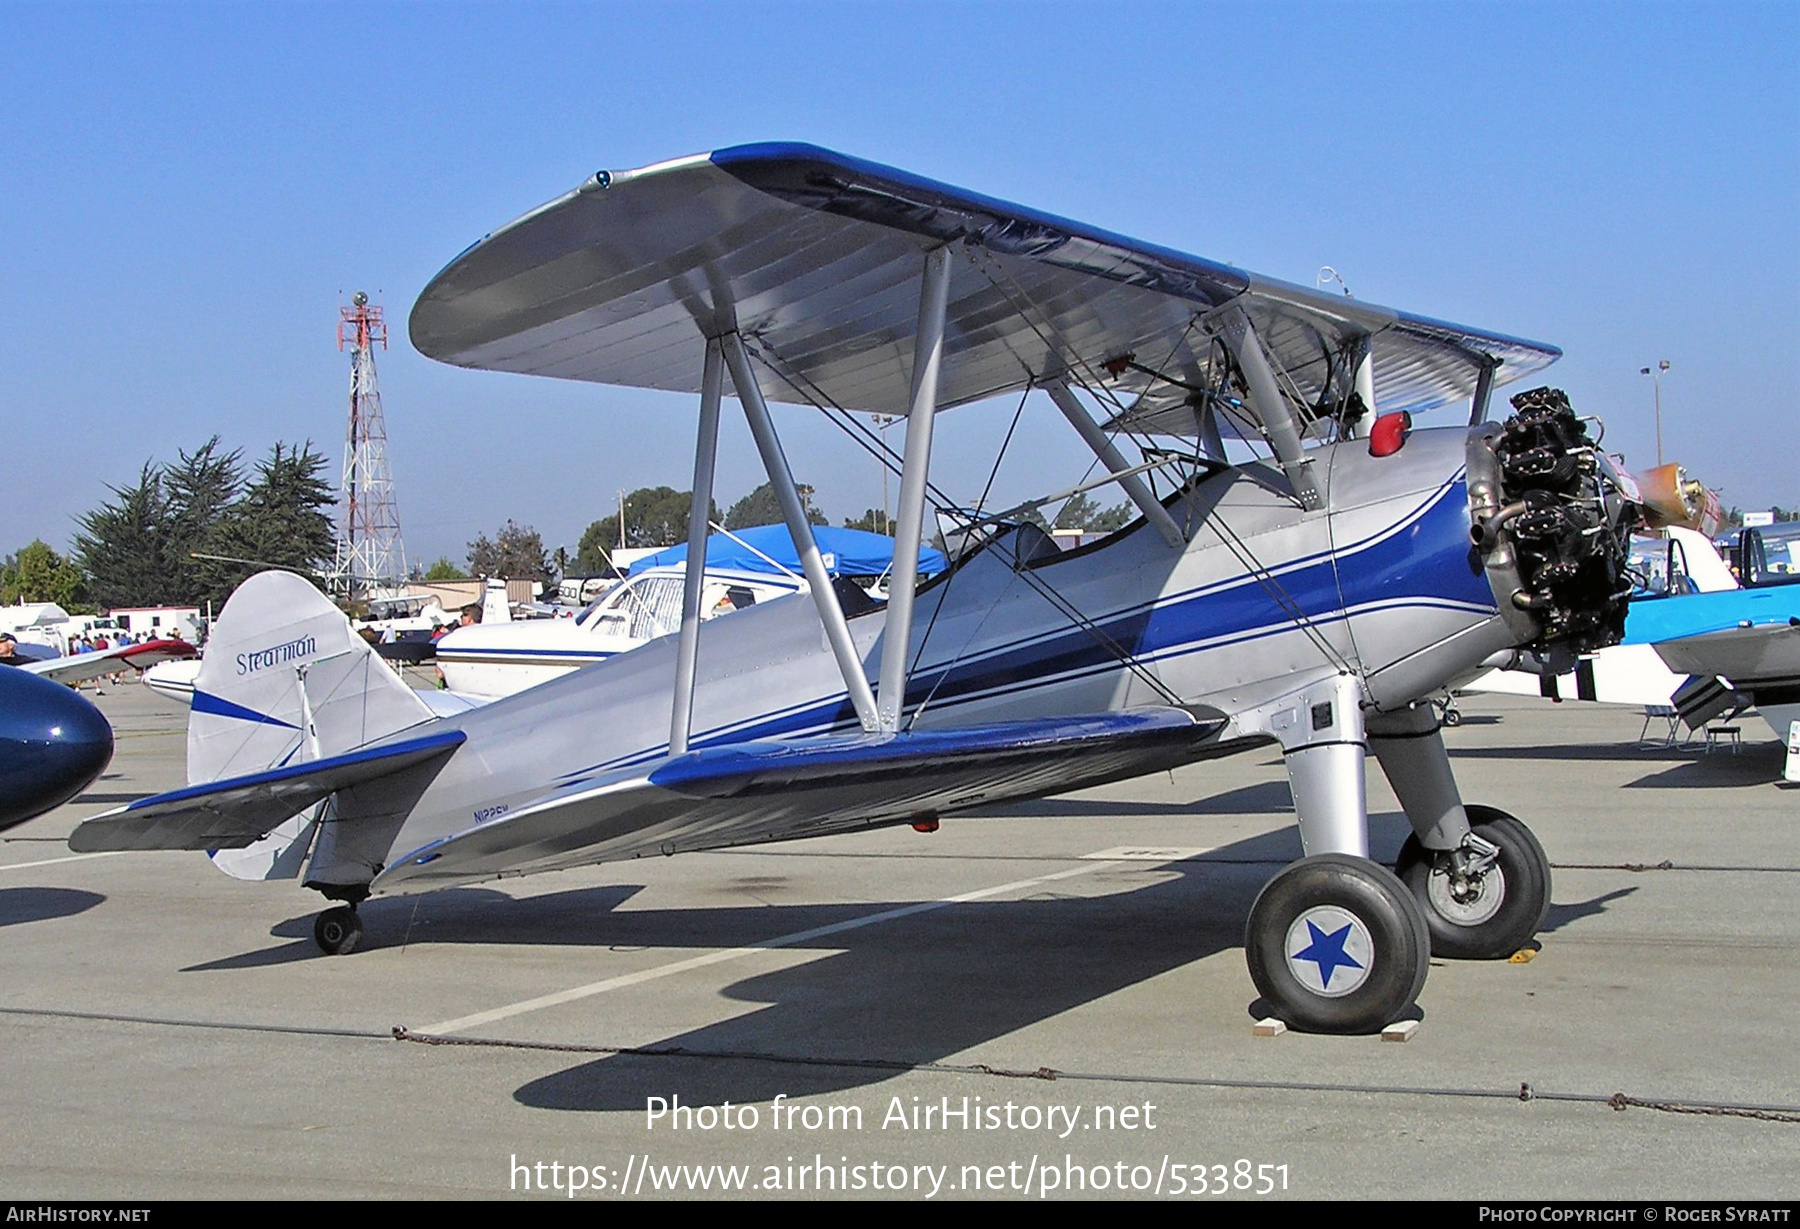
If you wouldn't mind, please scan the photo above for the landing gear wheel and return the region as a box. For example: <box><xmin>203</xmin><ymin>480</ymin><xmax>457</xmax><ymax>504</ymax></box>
<box><xmin>1395</xmin><ymin>805</ymin><xmax>1551</xmax><ymax>960</ymax></box>
<box><xmin>313</xmin><ymin>905</ymin><xmax>363</xmax><ymax>956</ymax></box>
<box><xmin>1245</xmin><ymin>854</ymin><xmax>1430</xmax><ymax>1034</ymax></box>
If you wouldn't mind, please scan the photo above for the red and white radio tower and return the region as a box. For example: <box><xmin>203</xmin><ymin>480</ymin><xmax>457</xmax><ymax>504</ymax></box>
<box><xmin>333</xmin><ymin>291</ymin><xmax>409</xmax><ymax>594</ymax></box>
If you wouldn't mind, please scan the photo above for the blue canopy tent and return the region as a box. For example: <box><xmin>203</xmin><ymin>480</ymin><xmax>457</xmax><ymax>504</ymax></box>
<box><xmin>628</xmin><ymin>525</ymin><xmax>947</xmax><ymax>578</ymax></box>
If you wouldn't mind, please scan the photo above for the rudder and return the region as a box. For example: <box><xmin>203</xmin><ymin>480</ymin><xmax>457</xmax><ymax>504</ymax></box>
<box><xmin>190</xmin><ymin>572</ymin><xmax>437</xmax><ymax>880</ymax></box>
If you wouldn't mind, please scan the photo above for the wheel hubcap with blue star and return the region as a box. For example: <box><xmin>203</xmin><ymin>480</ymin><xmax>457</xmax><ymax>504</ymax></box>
<box><xmin>1285</xmin><ymin>906</ymin><xmax>1374</xmax><ymax>997</ymax></box>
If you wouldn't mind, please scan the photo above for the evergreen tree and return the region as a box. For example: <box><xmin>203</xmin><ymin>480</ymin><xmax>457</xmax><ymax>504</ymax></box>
<box><xmin>75</xmin><ymin>462</ymin><xmax>171</xmax><ymax>608</ymax></box>
<box><xmin>842</xmin><ymin>508</ymin><xmax>894</xmax><ymax>535</ymax></box>
<box><xmin>1089</xmin><ymin>501</ymin><xmax>1134</xmax><ymax>532</ymax></box>
<box><xmin>163</xmin><ymin>437</ymin><xmax>244</xmax><ymax>601</ymax></box>
<box><xmin>467</xmin><ymin>520</ymin><xmax>554</xmax><ymax>587</ymax></box>
<box><xmin>1052</xmin><ymin>491</ymin><xmax>1132</xmax><ymax>532</ymax></box>
<box><xmin>422</xmin><ymin>557</ymin><xmax>465</xmax><ymax>581</ymax></box>
<box><xmin>197</xmin><ymin>443</ymin><xmax>336</xmax><ymax>605</ymax></box>
<box><xmin>75</xmin><ymin>441</ymin><xmax>334</xmax><ymax>609</ymax></box>
<box><xmin>725</xmin><ymin>481</ymin><xmax>826</xmax><ymax>530</ymax></box>
<box><xmin>1053</xmin><ymin>491</ymin><xmax>1100</xmax><ymax>530</ymax></box>
<box><xmin>575</xmin><ymin>487</ymin><xmax>716</xmax><ymax>572</ymax></box>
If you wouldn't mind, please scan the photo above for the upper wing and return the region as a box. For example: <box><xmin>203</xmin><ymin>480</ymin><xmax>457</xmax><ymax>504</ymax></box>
<box><xmin>410</xmin><ymin>144</ymin><xmax>1557</xmax><ymax>427</ymax></box>
<box><xmin>22</xmin><ymin>639</ymin><xmax>197</xmax><ymax>686</ymax></box>
<box><xmin>373</xmin><ymin>707</ymin><xmax>1234</xmax><ymax>894</ymax></box>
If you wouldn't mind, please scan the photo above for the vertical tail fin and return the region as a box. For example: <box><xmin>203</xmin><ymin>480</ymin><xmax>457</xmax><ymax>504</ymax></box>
<box><xmin>482</xmin><ymin>577</ymin><xmax>512</xmax><ymax>624</ymax></box>
<box><xmin>190</xmin><ymin>572</ymin><xmax>436</xmax><ymax>787</ymax></box>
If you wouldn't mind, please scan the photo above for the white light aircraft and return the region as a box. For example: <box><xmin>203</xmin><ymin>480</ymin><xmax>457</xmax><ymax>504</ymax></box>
<box><xmin>434</xmin><ymin>525</ymin><xmax>940</xmax><ymax>700</ymax></box>
<box><xmin>435</xmin><ymin>563</ymin><xmax>805</xmax><ymax>700</ymax></box>
<box><xmin>70</xmin><ymin>145</ymin><xmax>1640</xmax><ymax>1033</ymax></box>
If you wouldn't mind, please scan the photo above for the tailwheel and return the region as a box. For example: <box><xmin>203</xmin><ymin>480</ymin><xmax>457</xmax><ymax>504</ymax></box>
<box><xmin>1395</xmin><ymin>805</ymin><xmax>1551</xmax><ymax>959</ymax></box>
<box><xmin>313</xmin><ymin>905</ymin><xmax>364</xmax><ymax>956</ymax></box>
<box><xmin>1245</xmin><ymin>854</ymin><xmax>1430</xmax><ymax>1034</ymax></box>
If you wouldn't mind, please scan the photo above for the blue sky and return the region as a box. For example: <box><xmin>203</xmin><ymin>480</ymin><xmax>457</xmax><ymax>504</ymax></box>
<box><xmin>3</xmin><ymin>1</ymin><xmax>1795</xmax><ymax>571</ymax></box>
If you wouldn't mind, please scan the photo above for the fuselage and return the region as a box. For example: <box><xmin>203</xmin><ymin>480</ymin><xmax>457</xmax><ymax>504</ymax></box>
<box><xmin>339</xmin><ymin>426</ymin><xmax>1522</xmax><ymax>885</ymax></box>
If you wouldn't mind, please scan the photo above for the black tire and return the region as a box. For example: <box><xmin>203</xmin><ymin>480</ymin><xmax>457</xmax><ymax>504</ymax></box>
<box><xmin>1442</xmin><ymin>706</ymin><xmax>1463</xmax><ymax>727</ymax></box>
<box><xmin>313</xmin><ymin>905</ymin><xmax>363</xmax><ymax>956</ymax></box>
<box><xmin>1395</xmin><ymin>805</ymin><xmax>1551</xmax><ymax>960</ymax></box>
<box><xmin>1245</xmin><ymin>854</ymin><xmax>1430</xmax><ymax>1034</ymax></box>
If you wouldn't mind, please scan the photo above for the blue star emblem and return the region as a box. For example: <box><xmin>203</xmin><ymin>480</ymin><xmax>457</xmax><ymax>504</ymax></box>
<box><xmin>1294</xmin><ymin>919</ymin><xmax>1364</xmax><ymax>989</ymax></box>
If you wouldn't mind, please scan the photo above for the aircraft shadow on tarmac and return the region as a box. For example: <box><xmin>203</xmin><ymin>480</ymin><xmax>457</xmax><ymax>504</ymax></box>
<box><xmin>1619</xmin><ymin>742</ymin><xmax>1785</xmax><ymax>789</ymax></box>
<box><xmin>499</xmin><ymin>812</ymin><xmax>1637</xmax><ymax>1113</ymax></box>
<box><xmin>978</xmin><ymin>781</ymin><xmax>1296</xmax><ymax>820</ymax></box>
<box><xmin>1449</xmin><ymin>742</ymin><xmax>1701</xmax><ymax>763</ymax></box>
<box><xmin>0</xmin><ymin>886</ymin><xmax>105</xmax><ymax>929</ymax></box>
<box><xmin>1453</xmin><ymin>737</ymin><xmax>1787</xmax><ymax>785</ymax></box>
<box><xmin>182</xmin><ymin>804</ymin><xmax>1418</xmax><ymax>974</ymax></box>
<box><xmin>489</xmin><ymin>820</ymin><xmax>1425</xmax><ymax>1112</ymax></box>
<box><xmin>164</xmin><ymin>803</ymin><xmax>1638</xmax><ymax>1112</ymax></box>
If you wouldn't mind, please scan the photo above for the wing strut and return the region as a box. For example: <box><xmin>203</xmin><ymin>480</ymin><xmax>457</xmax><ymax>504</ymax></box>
<box><xmin>1044</xmin><ymin>381</ymin><xmax>1187</xmax><ymax>549</ymax></box>
<box><xmin>669</xmin><ymin>338</ymin><xmax>725</xmax><ymax>755</ymax></box>
<box><xmin>722</xmin><ymin>331</ymin><xmax>882</xmax><ymax>732</ymax></box>
<box><xmin>1467</xmin><ymin>354</ymin><xmax>1499</xmax><ymax>426</ymax></box>
<box><xmin>1219</xmin><ymin>306</ymin><xmax>1324</xmax><ymax>510</ymax></box>
<box><xmin>1350</xmin><ymin>335</ymin><xmax>1376</xmax><ymax>438</ymax></box>
<box><xmin>876</xmin><ymin>246</ymin><xmax>952</xmax><ymax>733</ymax></box>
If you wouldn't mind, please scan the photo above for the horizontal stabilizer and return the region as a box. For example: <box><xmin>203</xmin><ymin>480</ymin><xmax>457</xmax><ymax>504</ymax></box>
<box><xmin>374</xmin><ymin>708</ymin><xmax>1229</xmax><ymax>893</ymax></box>
<box><xmin>69</xmin><ymin>728</ymin><xmax>466</xmax><ymax>852</ymax></box>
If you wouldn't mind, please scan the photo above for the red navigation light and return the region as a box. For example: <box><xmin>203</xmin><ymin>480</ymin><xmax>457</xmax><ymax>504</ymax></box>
<box><xmin>1369</xmin><ymin>411</ymin><xmax>1413</xmax><ymax>457</ymax></box>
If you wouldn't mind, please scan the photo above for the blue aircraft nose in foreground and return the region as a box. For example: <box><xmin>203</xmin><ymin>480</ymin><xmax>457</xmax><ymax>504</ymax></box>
<box><xmin>0</xmin><ymin>667</ymin><xmax>114</xmax><ymax>831</ymax></box>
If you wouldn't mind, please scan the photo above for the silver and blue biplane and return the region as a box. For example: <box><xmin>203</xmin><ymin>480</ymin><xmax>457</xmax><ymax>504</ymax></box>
<box><xmin>71</xmin><ymin>145</ymin><xmax>1639</xmax><ymax>1032</ymax></box>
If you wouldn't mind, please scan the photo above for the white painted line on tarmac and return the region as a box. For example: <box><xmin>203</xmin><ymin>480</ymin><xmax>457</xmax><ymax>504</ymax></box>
<box><xmin>0</xmin><ymin>851</ymin><xmax>128</xmax><ymax>872</ymax></box>
<box><xmin>421</xmin><ymin>856</ymin><xmax>1132</xmax><ymax>1035</ymax></box>
<box><xmin>1083</xmin><ymin>845</ymin><xmax>1212</xmax><ymax>861</ymax></box>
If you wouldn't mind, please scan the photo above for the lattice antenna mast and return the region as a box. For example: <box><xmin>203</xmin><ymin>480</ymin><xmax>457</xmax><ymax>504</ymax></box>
<box><xmin>333</xmin><ymin>291</ymin><xmax>409</xmax><ymax>594</ymax></box>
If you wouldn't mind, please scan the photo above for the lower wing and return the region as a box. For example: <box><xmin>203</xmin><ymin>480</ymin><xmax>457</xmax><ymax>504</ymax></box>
<box><xmin>374</xmin><ymin>707</ymin><xmax>1237</xmax><ymax>894</ymax></box>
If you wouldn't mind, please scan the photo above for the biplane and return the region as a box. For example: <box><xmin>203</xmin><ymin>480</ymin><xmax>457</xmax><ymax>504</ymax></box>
<box><xmin>70</xmin><ymin>145</ymin><xmax>1639</xmax><ymax>1032</ymax></box>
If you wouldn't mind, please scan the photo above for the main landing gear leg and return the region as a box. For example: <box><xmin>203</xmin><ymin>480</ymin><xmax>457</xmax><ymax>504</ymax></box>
<box><xmin>1244</xmin><ymin>675</ymin><xmax>1429</xmax><ymax>1033</ymax></box>
<box><xmin>1368</xmin><ymin>704</ymin><xmax>1551</xmax><ymax>959</ymax></box>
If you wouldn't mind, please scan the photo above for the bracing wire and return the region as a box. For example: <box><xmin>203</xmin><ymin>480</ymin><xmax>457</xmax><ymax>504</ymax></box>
<box><xmin>739</xmin><ymin>338</ymin><xmax>1188</xmax><ymax>713</ymax></box>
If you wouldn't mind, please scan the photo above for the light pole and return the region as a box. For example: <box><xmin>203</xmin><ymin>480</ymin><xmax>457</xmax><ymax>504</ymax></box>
<box><xmin>874</xmin><ymin>414</ymin><xmax>895</xmax><ymax>534</ymax></box>
<box><xmin>1640</xmin><ymin>360</ymin><xmax>1670</xmax><ymax>466</ymax></box>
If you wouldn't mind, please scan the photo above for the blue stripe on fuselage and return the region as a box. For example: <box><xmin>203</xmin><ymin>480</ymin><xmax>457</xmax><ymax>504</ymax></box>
<box><xmin>552</xmin><ymin>476</ymin><xmax>1488</xmax><ymax>786</ymax></box>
